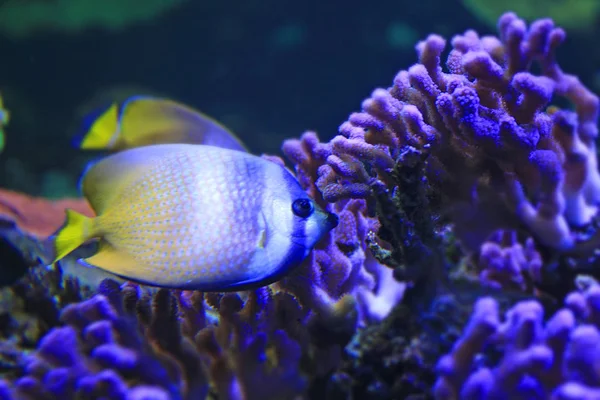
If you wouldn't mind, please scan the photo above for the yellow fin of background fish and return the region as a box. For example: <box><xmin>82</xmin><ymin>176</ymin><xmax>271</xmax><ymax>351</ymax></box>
<box><xmin>79</xmin><ymin>103</ymin><xmax>119</xmax><ymax>150</ymax></box>
<box><xmin>76</xmin><ymin>96</ymin><xmax>247</xmax><ymax>152</ymax></box>
<box><xmin>53</xmin><ymin>209</ymin><xmax>94</xmax><ymax>262</ymax></box>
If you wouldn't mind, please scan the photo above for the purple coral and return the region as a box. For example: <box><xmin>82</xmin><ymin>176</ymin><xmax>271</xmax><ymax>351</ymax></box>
<box><xmin>278</xmin><ymin>132</ymin><xmax>404</xmax><ymax>325</ymax></box>
<box><xmin>0</xmin><ymin>293</ymin><xmax>176</xmax><ymax>400</ymax></box>
<box><xmin>475</xmin><ymin>230</ymin><xmax>543</xmax><ymax>292</ymax></box>
<box><xmin>313</xmin><ymin>12</ymin><xmax>600</xmax><ymax>253</ymax></box>
<box><xmin>0</xmin><ymin>273</ymin><xmax>364</xmax><ymax>399</ymax></box>
<box><xmin>434</xmin><ymin>279</ymin><xmax>600</xmax><ymax>399</ymax></box>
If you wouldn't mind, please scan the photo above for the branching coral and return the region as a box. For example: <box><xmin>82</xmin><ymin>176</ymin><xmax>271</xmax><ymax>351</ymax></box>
<box><xmin>0</xmin><ymin>224</ymin><xmax>95</xmax><ymax>382</ymax></box>
<box><xmin>1</xmin><ymin>289</ymin><xmax>180</xmax><ymax>399</ymax></box>
<box><xmin>434</xmin><ymin>278</ymin><xmax>600</xmax><ymax>399</ymax></box>
<box><xmin>0</xmin><ymin>275</ymin><xmax>362</xmax><ymax>399</ymax></box>
<box><xmin>279</xmin><ymin>11</ymin><xmax>600</xmax><ymax>399</ymax></box>
<box><xmin>312</xmin><ymin>12</ymin><xmax>600</xmax><ymax>262</ymax></box>
<box><xmin>276</xmin><ymin>132</ymin><xmax>405</xmax><ymax>325</ymax></box>
<box><xmin>456</xmin><ymin>229</ymin><xmax>543</xmax><ymax>293</ymax></box>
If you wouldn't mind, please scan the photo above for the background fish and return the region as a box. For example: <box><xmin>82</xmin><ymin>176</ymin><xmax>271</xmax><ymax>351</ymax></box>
<box><xmin>53</xmin><ymin>144</ymin><xmax>338</xmax><ymax>291</ymax></box>
<box><xmin>74</xmin><ymin>96</ymin><xmax>247</xmax><ymax>152</ymax></box>
<box><xmin>0</xmin><ymin>93</ymin><xmax>9</xmax><ymax>153</ymax></box>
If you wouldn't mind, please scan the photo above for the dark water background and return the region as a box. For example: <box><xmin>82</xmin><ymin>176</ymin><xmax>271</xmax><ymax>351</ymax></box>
<box><xmin>0</xmin><ymin>0</ymin><xmax>598</xmax><ymax>197</ymax></box>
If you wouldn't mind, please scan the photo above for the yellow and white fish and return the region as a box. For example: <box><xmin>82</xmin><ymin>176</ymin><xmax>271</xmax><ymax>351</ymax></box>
<box><xmin>52</xmin><ymin>144</ymin><xmax>338</xmax><ymax>291</ymax></box>
<box><xmin>74</xmin><ymin>96</ymin><xmax>247</xmax><ymax>152</ymax></box>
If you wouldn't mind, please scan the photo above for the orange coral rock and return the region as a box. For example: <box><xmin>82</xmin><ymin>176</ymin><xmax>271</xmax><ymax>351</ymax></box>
<box><xmin>0</xmin><ymin>189</ymin><xmax>94</xmax><ymax>238</ymax></box>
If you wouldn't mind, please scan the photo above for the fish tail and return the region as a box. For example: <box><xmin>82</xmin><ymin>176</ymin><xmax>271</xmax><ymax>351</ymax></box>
<box><xmin>53</xmin><ymin>209</ymin><xmax>95</xmax><ymax>263</ymax></box>
<box><xmin>75</xmin><ymin>103</ymin><xmax>118</xmax><ymax>150</ymax></box>
<box><xmin>78</xmin><ymin>129</ymin><xmax>111</xmax><ymax>150</ymax></box>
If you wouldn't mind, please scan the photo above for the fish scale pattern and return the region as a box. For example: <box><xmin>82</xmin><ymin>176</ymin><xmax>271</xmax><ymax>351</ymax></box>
<box><xmin>99</xmin><ymin>148</ymin><xmax>266</xmax><ymax>284</ymax></box>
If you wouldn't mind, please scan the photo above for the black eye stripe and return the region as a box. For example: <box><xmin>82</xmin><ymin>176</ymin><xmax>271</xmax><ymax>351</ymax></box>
<box><xmin>292</xmin><ymin>199</ymin><xmax>314</xmax><ymax>218</ymax></box>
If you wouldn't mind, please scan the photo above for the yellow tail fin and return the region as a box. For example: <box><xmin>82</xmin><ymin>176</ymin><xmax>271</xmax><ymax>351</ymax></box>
<box><xmin>79</xmin><ymin>103</ymin><xmax>119</xmax><ymax>150</ymax></box>
<box><xmin>53</xmin><ymin>209</ymin><xmax>94</xmax><ymax>263</ymax></box>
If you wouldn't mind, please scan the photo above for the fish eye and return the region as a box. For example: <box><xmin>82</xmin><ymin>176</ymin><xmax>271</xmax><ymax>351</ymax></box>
<box><xmin>292</xmin><ymin>198</ymin><xmax>314</xmax><ymax>218</ymax></box>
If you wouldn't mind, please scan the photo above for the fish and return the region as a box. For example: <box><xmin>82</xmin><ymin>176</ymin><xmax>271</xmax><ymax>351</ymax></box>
<box><xmin>0</xmin><ymin>92</ymin><xmax>9</xmax><ymax>152</ymax></box>
<box><xmin>74</xmin><ymin>96</ymin><xmax>247</xmax><ymax>152</ymax></box>
<box><xmin>52</xmin><ymin>144</ymin><xmax>338</xmax><ymax>291</ymax></box>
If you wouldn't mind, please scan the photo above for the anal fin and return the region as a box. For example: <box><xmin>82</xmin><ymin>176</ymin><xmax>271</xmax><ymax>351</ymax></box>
<box><xmin>80</xmin><ymin>240</ymin><xmax>147</xmax><ymax>283</ymax></box>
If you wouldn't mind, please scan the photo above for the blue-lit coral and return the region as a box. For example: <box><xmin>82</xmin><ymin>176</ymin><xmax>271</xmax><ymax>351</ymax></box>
<box><xmin>277</xmin><ymin>135</ymin><xmax>405</xmax><ymax>326</ymax></box>
<box><xmin>314</xmin><ymin>12</ymin><xmax>600</xmax><ymax>255</ymax></box>
<box><xmin>0</xmin><ymin>224</ymin><xmax>97</xmax><ymax>380</ymax></box>
<box><xmin>466</xmin><ymin>229</ymin><xmax>543</xmax><ymax>293</ymax></box>
<box><xmin>435</xmin><ymin>279</ymin><xmax>600</xmax><ymax>399</ymax></box>
<box><xmin>288</xmin><ymin>10</ymin><xmax>600</xmax><ymax>399</ymax></box>
<box><xmin>0</xmin><ymin>284</ymin><xmax>180</xmax><ymax>399</ymax></box>
<box><xmin>0</xmin><ymin>274</ymin><xmax>361</xmax><ymax>399</ymax></box>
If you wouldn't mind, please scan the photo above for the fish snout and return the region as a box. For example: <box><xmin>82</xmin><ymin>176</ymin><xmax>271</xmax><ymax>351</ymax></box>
<box><xmin>327</xmin><ymin>212</ymin><xmax>339</xmax><ymax>230</ymax></box>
